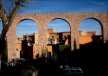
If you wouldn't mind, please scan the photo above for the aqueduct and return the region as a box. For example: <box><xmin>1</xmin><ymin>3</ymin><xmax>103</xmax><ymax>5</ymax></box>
<box><xmin>3</xmin><ymin>13</ymin><xmax>108</xmax><ymax>60</ymax></box>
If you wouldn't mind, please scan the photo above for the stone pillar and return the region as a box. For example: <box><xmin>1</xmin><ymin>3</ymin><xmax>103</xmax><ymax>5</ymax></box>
<box><xmin>71</xmin><ymin>25</ymin><xmax>79</xmax><ymax>51</ymax></box>
<box><xmin>102</xmin><ymin>14</ymin><xmax>108</xmax><ymax>43</ymax></box>
<box><xmin>7</xmin><ymin>23</ymin><xmax>17</xmax><ymax>61</ymax></box>
<box><xmin>38</xmin><ymin>23</ymin><xmax>48</xmax><ymax>57</ymax></box>
<box><xmin>103</xmin><ymin>25</ymin><xmax>108</xmax><ymax>43</ymax></box>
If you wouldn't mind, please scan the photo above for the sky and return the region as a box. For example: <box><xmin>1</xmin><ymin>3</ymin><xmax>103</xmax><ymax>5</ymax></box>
<box><xmin>0</xmin><ymin>0</ymin><xmax>108</xmax><ymax>37</ymax></box>
<box><xmin>19</xmin><ymin>0</ymin><xmax>108</xmax><ymax>14</ymax></box>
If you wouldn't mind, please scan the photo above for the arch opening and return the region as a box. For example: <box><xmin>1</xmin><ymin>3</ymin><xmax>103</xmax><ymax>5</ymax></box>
<box><xmin>47</xmin><ymin>18</ymin><xmax>71</xmax><ymax>57</ymax></box>
<box><xmin>16</xmin><ymin>19</ymin><xmax>39</xmax><ymax>59</ymax></box>
<box><xmin>79</xmin><ymin>18</ymin><xmax>103</xmax><ymax>47</ymax></box>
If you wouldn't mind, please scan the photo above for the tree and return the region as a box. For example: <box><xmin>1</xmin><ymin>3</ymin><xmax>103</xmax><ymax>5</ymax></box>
<box><xmin>0</xmin><ymin>0</ymin><xmax>30</xmax><ymax>69</ymax></box>
<box><xmin>73</xmin><ymin>38</ymin><xmax>77</xmax><ymax>50</ymax></box>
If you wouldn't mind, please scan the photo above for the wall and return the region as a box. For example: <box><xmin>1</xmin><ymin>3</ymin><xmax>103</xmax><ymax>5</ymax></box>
<box><xmin>79</xmin><ymin>36</ymin><xmax>92</xmax><ymax>44</ymax></box>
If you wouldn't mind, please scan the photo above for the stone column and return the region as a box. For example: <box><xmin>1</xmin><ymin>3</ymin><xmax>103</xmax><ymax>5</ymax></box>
<box><xmin>103</xmin><ymin>25</ymin><xmax>108</xmax><ymax>43</ymax></box>
<box><xmin>70</xmin><ymin>15</ymin><xmax>80</xmax><ymax>51</ymax></box>
<box><xmin>7</xmin><ymin>23</ymin><xmax>17</xmax><ymax>61</ymax></box>
<box><xmin>102</xmin><ymin>14</ymin><xmax>108</xmax><ymax>43</ymax></box>
<box><xmin>71</xmin><ymin>24</ymin><xmax>79</xmax><ymax>51</ymax></box>
<box><xmin>38</xmin><ymin>23</ymin><xmax>48</xmax><ymax>57</ymax></box>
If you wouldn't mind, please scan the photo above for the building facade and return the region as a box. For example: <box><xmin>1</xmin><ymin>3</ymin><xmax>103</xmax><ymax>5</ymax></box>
<box><xmin>16</xmin><ymin>28</ymin><xmax>101</xmax><ymax>59</ymax></box>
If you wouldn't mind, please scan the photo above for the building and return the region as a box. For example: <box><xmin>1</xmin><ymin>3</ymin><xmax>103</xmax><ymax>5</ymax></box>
<box><xmin>16</xmin><ymin>28</ymin><xmax>101</xmax><ymax>59</ymax></box>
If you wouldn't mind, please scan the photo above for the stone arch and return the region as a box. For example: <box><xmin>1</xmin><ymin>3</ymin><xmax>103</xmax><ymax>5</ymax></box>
<box><xmin>16</xmin><ymin>19</ymin><xmax>39</xmax><ymax>27</ymax></box>
<box><xmin>48</xmin><ymin>18</ymin><xmax>71</xmax><ymax>30</ymax></box>
<box><xmin>6</xmin><ymin>13</ymin><xmax>108</xmax><ymax>60</ymax></box>
<box><xmin>16</xmin><ymin>19</ymin><xmax>39</xmax><ymax>59</ymax></box>
<box><xmin>7</xmin><ymin>17</ymin><xmax>39</xmax><ymax>60</ymax></box>
<box><xmin>47</xmin><ymin>18</ymin><xmax>71</xmax><ymax>53</ymax></box>
<box><xmin>16</xmin><ymin>18</ymin><xmax>39</xmax><ymax>37</ymax></box>
<box><xmin>18</xmin><ymin>19</ymin><xmax>37</xmax><ymax>24</ymax></box>
<box><xmin>15</xmin><ymin>18</ymin><xmax>39</xmax><ymax>42</ymax></box>
<box><xmin>84</xmin><ymin>17</ymin><xmax>103</xmax><ymax>34</ymax></box>
<box><xmin>79</xmin><ymin>17</ymin><xmax>104</xmax><ymax>44</ymax></box>
<box><xmin>16</xmin><ymin>19</ymin><xmax>39</xmax><ymax>35</ymax></box>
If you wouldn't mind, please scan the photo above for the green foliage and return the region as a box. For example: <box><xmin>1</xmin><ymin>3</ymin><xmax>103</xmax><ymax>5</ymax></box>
<box><xmin>59</xmin><ymin>45</ymin><xmax>69</xmax><ymax>52</ymax></box>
